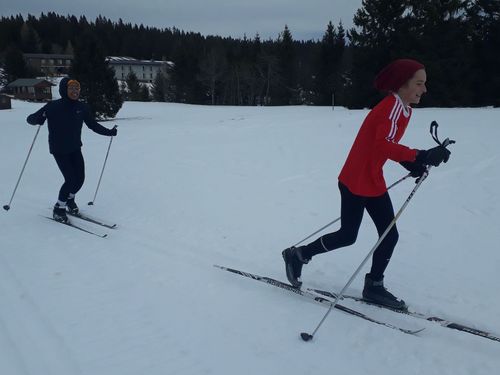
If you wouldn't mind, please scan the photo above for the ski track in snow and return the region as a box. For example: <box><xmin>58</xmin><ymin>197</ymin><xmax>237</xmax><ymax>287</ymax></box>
<box><xmin>0</xmin><ymin>254</ymin><xmax>83</xmax><ymax>375</ymax></box>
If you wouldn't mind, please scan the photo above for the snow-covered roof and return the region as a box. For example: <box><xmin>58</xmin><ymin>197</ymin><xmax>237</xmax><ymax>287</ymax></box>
<box><xmin>106</xmin><ymin>56</ymin><xmax>173</xmax><ymax>67</ymax></box>
<box><xmin>6</xmin><ymin>78</ymin><xmax>55</xmax><ymax>87</ymax></box>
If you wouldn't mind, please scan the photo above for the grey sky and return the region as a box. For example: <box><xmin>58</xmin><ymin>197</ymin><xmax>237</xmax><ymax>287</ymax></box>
<box><xmin>1</xmin><ymin>0</ymin><xmax>363</xmax><ymax>40</ymax></box>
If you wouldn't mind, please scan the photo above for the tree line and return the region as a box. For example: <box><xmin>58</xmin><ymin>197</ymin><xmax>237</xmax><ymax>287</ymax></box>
<box><xmin>1</xmin><ymin>0</ymin><xmax>499</xmax><ymax>110</ymax></box>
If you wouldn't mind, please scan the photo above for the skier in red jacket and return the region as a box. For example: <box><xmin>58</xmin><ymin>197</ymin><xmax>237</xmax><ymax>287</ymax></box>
<box><xmin>282</xmin><ymin>59</ymin><xmax>451</xmax><ymax>309</ymax></box>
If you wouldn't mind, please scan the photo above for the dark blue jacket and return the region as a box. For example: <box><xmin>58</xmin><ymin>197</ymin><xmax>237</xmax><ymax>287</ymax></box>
<box><xmin>27</xmin><ymin>78</ymin><xmax>114</xmax><ymax>154</ymax></box>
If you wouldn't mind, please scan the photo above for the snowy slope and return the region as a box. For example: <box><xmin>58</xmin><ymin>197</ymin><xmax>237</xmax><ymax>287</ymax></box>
<box><xmin>1</xmin><ymin>100</ymin><xmax>499</xmax><ymax>375</ymax></box>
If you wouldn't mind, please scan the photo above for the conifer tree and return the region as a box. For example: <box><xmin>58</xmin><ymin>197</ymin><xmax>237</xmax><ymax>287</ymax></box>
<box><xmin>347</xmin><ymin>0</ymin><xmax>411</xmax><ymax>107</ymax></box>
<box><xmin>0</xmin><ymin>62</ymin><xmax>8</xmax><ymax>88</ymax></box>
<box><xmin>198</xmin><ymin>45</ymin><xmax>227</xmax><ymax>104</ymax></box>
<box><xmin>70</xmin><ymin>31</ymin><xmax>122</xmax><ymax>118</ymax></box>
<box><xmin>332</xmin><ymin>21</ymin><xmax>347</xmax><ymax>106</ymax></box>
<box><xmin>170</xmin><ymin>37</ymin><xmax>203</xmax><ymax>104</ymax></box>
<box><xmin>316</xmin><ymin>21</ymin><xmax>337</xmax><ymax>105</ymax></box>
<box><xmin>275</xmin><ymin>25</ymin><xmax>296</xmax><ymax>104</ymax></box>
<box><xmin>125</xmin><ymin>71</ymin><xmax>141</xmax><ymax>101</ymax></box>
<box><xmin>407</xmin><ymin>0</ymin><xmax>474</xmax><ymax>106</ymax></box>
<box><xmin>139</xmin><ymin>84</ymin><xmax>150</xmax><ymax>101</ymax></box>
<box><xmin>20</xmin><ymin>21</ymin><xmax>41</xmax><ymax>53</ymax></box>
<box><xmin>4</xmin><ymin>45</ymin><xmax>28</xmax><ymax>81</ymax></box>
<box><xmin>468</xmin><ymin>0</ymin><xmax>500</xmax><ymax>106</ymax></box>
<box><xmin>152</xmin><ymin>71</ymin><xmax>169</xmax><ymax>102</ymax></box>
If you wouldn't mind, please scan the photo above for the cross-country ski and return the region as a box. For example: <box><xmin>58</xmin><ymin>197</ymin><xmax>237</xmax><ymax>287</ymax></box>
<box><xmin>214</xmin><ymin>265</ymin><xmax>424</xmax><ymax>335</ymax></box>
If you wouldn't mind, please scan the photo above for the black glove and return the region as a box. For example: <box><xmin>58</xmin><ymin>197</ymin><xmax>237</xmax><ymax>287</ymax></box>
<box><xmin>26</xmin><ymin>111</ymin><xmax>46</xmax><ymax>125</ymax></box>
<box><xmin>400</xmin><ymin>160</ymin><xmax>426</xmax><ymax>178</ymax></box>
<box><xmin>415</xmin><ymin>145</ymin><xmax>450</xmax><ymax>167</ymax></box>
<box><xmin>109</xmin><ymin>126</ymin><xmax>117</xmax><ymax>136</ymax></box>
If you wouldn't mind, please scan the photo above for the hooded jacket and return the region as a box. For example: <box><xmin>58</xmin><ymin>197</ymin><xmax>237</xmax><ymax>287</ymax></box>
<box><xmin>27</xmin><ymin>78</ymin><xmax>114</xmax><ymax>154</ymax></box>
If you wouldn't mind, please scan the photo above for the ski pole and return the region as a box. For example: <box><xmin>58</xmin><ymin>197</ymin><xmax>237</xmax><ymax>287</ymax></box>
<box><xmin>88</xmin><ymin>128</ymin><xmax>116</xmax><ymax>206</ymax></box>
<box><xmin>300</xmin><ymin>169</ymin><xmax>430</xmax><ymax>342</ymax></box>
<box><xmin>292</xmin><ymin>173</ymin><xmax>411</xmax><ymax>247</ymax></box>
<box><xmin>3</xmin><ymin>125</ymin><xmax>42</xmax><ymax>211</ymax></box>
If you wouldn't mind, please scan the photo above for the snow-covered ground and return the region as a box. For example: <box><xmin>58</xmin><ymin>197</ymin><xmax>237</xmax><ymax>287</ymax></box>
<box><xmin>0</xmin><ymin>99</ymin><xmax>499</xmax><ymax>375</ymax></box>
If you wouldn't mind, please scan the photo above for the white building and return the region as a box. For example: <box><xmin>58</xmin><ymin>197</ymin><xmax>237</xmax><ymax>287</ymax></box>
<box><xmin>106</xmin><ymin>56</ymin><xmax>173</xmax><ymax>83</ymax></box>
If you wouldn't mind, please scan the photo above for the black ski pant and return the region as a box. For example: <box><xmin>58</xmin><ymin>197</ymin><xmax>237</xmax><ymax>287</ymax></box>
<box><xmin>53</xmin><ymin>149</ymin><xmax>85</xmax><ymax>202</ymax></box>
<box><xmin>301</xmin><ymin>181</ymin><xmax>399</xmax><ymax>281</ymax></box>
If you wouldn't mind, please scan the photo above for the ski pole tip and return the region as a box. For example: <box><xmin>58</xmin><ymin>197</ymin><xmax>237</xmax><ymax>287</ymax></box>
<box><xmin>300</xmin><ymin>332</ymin><xmax>313</xmax><ymax>342</ymax></box>
<box><xmin>3</xmin><ymin>205</ymin><xmax>10</xmax><ymax>211</ymax></box>
<box><xmin>87</xmin><ymin>202</ymin><xmax>94</xmax><ymax>206</ymax></box>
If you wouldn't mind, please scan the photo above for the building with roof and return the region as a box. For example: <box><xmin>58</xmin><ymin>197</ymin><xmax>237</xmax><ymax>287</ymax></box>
<box><xmin>106</xmin><ymin>56</ymin><xmax>173</xmax><ymax>83</ymax></box>
<box><xmin>5</xmin><ymin>79</ymin><xmax>54</xmax><ymax>101</ymax></box>
<box><xmin>24</xmin><ymin>53</ymin><xmax>74</xmax><ymax>76</ymax></box>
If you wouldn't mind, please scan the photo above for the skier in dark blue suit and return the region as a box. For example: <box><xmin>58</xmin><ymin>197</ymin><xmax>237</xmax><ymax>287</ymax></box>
<box><xmin>27</xmin><ymin>78</ymin><xmax>117</xmax><ymax>222</ymax></box>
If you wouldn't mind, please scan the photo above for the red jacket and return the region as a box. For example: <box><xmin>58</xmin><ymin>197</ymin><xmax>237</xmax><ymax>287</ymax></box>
<box><xmin>338</xmin><ymin>94</ymin><xmax>418</xmax><ymax>197</ymax></box>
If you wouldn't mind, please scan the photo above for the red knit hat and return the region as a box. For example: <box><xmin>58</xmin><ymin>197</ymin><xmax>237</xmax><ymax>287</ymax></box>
<box><xmin>374</xmin><ymin>59</ymin><xmax>425</xmax><ymax>92</ymax></box>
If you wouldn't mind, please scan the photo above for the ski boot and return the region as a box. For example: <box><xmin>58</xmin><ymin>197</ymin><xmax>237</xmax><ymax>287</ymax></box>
<box><xmin>66</xmin><ymin>196</ymin><xmax>79</xmax><ymax>215</ymax></box>
<box><xmin>362</xmin><ymin>274</ymin><xmax>407</xmax><ymax>310</ymax></box>
<box><xmin>282</xmin><ymin>246</ymin><xmax>310</xmax><ymax>287</ymax></box>
<box><xmin>53</xmin><ymin>203</ymin><xmax>69</xmax><ymax>223</ymax></box>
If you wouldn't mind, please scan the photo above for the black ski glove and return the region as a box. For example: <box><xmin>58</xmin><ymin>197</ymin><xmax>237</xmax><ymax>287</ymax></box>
<box><xmin>26</xmin><ymin>111</ymin><xmax>46</xmax><ymax>125</ymax></box>
<box><xmin>400</xmin><ymin>160</ymin><xmax>426</xmax><ymax>178</ymax></box>
<box><xmin>109</xmin><ymin>126</ymin><xmax>117</xmax><ymax>136</ymax></box>
<box><xmin>415</xmin><ymin>145</ymin><xmax>451</xmax><ymax>167</ymax></box>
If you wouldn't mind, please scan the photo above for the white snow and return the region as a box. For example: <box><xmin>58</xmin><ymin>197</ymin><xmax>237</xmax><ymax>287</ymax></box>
<box><xmin>1</xmin><ymin>99</ymin><xmax>499</xmax><ymax>375</ymax></box>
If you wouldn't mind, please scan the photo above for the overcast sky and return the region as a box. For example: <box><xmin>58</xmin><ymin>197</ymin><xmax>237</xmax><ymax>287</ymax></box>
<box><xmin>1</xmin><ymin>0</ymin><xmax>363</xmax><ymax>40</ymax></box>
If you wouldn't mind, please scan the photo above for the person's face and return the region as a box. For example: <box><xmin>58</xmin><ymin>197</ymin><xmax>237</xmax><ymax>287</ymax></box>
<box><xmin>67</xmin><ymin>82</ymin><xmax>81</xmax><ymax>100</ymax></box>
<box><xmin>398</xmin><ymin>69</ymin><xmax>427</xmax><ymax>106</ymax></box>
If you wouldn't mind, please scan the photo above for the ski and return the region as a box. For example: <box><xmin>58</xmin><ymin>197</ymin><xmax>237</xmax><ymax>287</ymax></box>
<box><xmin>67</xmin><ymin>211</ymin><xmax>117</xmax><ymax>229</ymax></box>
<box><xmin>307</xmin><ymin>287</ymin><xmax>500</xmax><ymax>343</ymax></box>
<box><xmin>43</xmin><ymin>216</ymin><xmax>107</xmax><ymax>238</ymax></box>
<box><xmin>214</xmin><ymin>265</ymin><xmax>423</xmax><ymax>335</ymax></box>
